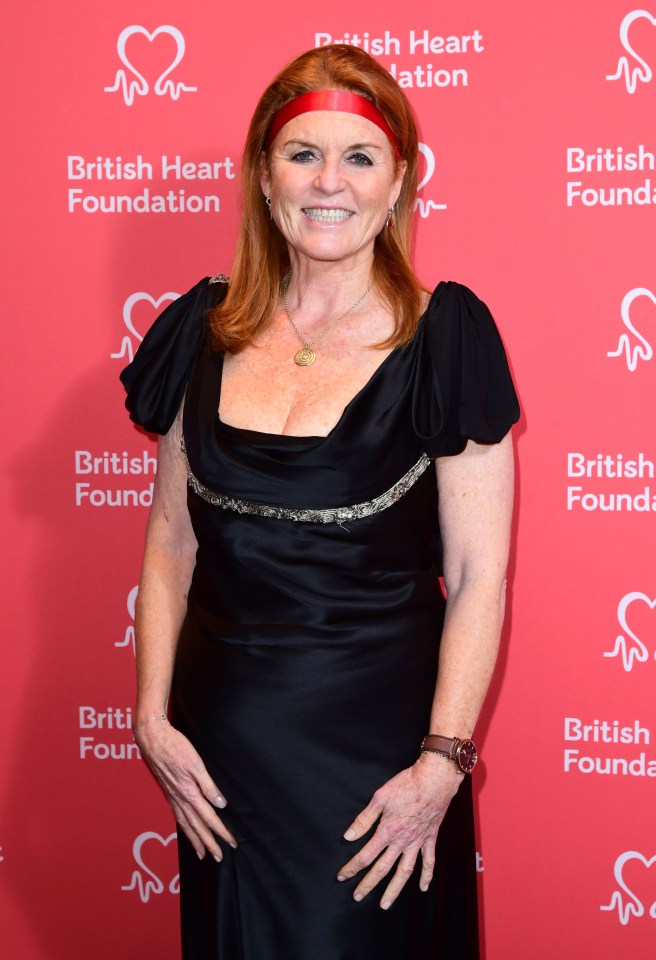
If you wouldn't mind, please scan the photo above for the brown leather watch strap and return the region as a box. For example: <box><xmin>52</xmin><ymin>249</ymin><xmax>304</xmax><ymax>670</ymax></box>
<box><xmin>421</xmin><ymin>734</ymin><xmax>458</xmax><ymax>759</ymax></box>
<box><xmin>421</xmin><ymin>734</ymin><xmax>478</xmax><ymax>774</ymax></box>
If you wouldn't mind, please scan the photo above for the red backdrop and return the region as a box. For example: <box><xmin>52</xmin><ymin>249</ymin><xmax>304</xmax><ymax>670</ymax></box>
<box><xmin>2</xmin><ymin>2</ymin><xmax>654</xmax><ymax>957</ymax></box>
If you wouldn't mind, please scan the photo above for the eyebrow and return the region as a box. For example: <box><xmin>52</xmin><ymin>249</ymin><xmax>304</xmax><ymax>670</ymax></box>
<box><xmin>283</xmin><ymin>139</ymin><xmax>383</xmax><ymax>152</ymax></box>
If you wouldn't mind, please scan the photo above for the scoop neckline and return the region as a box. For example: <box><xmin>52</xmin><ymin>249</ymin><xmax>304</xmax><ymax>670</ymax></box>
<box><xmin>215</xmin><ymin>331</ymin><xmax>411</xmax><ymax>443</ymax></box>
<box><xmin>210</xmin><ymin>280</ymin><xmax>443</xmax><ymax>442</ymax></box>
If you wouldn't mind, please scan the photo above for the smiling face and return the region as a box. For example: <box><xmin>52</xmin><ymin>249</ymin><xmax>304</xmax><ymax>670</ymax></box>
<box><xmin>261</xmin><ymin>110</ymin><xmax>406</xmax><ymax>272</ymax></box>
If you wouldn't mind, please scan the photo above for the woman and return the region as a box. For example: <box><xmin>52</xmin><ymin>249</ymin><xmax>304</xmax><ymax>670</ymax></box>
<box><xmin>121</xmin><ymin>44</ymin><xmax>519</xmax><ymax>960</ymax></box>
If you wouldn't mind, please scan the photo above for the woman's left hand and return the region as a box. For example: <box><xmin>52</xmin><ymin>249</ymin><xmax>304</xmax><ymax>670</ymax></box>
<box><xmin>337</xmin><ymin>754</ymin><xmax>463</xmax><ymax>909</ymax></box>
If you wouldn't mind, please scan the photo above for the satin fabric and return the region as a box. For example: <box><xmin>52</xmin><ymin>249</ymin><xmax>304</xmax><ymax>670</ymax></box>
<box><xmin>121</xmin><ymin>279</ymin><xmax>519</xmax><ymax>960</ymax></box>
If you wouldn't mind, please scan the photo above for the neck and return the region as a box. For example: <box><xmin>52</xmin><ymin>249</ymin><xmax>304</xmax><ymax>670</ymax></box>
<box><xmin>284</xmin><ymin>252</ymin><xmax>375</xmax><ymax>318</ymax></box>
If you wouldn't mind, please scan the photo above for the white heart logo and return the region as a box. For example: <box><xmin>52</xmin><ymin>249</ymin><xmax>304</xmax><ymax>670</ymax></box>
<box><xmin>616</xmin><ymin>851</ymin><xmax>656</xmax><ymax>920</ymax></box>
<box><xmin>607</xmin><ymin>10</ymin><xmax>656</xmax><ymax>94</ymax></box>
<box><xmin>133</xmin><ymin>830</ymin><xmax>178</xmax><ymax>891</ymax></box>
<box><xmin>122</xmin><ymin>291</ymin><xmax>180</xmax><ymax>342</ymax></box>
<box><xmin>121</xmin><ymin>831</ymin><xmax>179</xmax><ymax>902</ymax></box>
<box><xmin>105</xmin><ymin>25</ymin><xmax>197</xmax><ymax>104</ymax></box>
<box><xmin>414</xmin><ymin>143</ymin><xmax>448</xmax><ymax>216</ymax></box>
<box><xmin>601</xmin><ymin>851</ymin><xmax>656</xmax><ymax>924</ymax></box>
<box><xmin>607</xmin><ymin>287</ymin><xmax>656</xmax><ymax>371</ymax></box>
<box><xmin>603</xmin><ymin>591</ymin><xmax>656</xmax><ymax>670</ymax></box>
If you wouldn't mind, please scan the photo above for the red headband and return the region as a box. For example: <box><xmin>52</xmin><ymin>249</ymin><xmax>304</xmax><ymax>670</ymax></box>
<box><xmin>265</xmin><ymin>90</ymin><xmax>402</xmax><ymax>159</ymax></box>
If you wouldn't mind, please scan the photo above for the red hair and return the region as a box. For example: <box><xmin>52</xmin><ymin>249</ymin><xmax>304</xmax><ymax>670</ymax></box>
<box><xmin>210</xmin><ymin>45</ymin><xmax>424</xmax><ymax>352</ymax></box>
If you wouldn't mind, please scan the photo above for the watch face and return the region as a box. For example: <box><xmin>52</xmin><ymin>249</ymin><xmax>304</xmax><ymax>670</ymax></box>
<box><xmin>457</xmin><ymin>740</ymin><xmax>478</xmax><ymax>773</ymax></box>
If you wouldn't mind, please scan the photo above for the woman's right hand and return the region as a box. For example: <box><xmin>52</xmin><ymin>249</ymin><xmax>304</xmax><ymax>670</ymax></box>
<box><xmin>134</xmin><ymin>720</ymin><xmax>237</xmax><ymax>861</ymax></box>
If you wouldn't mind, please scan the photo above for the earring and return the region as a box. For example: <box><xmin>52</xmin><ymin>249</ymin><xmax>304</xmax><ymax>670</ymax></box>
<box><xmin>387</xmin><ymin>204</ymin><xmax>395</xmax><ymax>229</ymax></box>
<box><xmin>265</xmin><ymin>196</ymin><xmax>272</xmax><ymax>220</ymax></box>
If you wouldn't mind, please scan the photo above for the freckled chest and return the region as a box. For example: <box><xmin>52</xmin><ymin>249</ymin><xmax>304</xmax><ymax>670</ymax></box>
<box><xmin>219</xmin><ymin>309</ymin><xmax>395</xmax><ymax>437</ymax></box>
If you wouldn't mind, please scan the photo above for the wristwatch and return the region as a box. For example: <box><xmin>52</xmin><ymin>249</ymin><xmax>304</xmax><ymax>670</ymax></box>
<box><xmin>420</xmin><ymin>734</ymin><xmax>478</xmax><ymax>774</ymax></box>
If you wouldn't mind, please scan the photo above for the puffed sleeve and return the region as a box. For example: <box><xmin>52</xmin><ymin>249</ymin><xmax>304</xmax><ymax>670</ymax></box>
<box><xmin>119</xmin><ymin>277</ymin><xmax>213</xmax><ymax>435</ymax></box>
<box><xmin>412</xmin><ymin>281</ymin><xmax>520</xmax><ymax>458</ymax></box>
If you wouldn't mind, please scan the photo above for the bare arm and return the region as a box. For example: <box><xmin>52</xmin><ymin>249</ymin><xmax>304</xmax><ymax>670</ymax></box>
<box><xmin>133</xmin><ymin>408</ymin><xmax>237</xmax><ymax>860</ymax></box>
<box><xmin>338</xmin><ymin>433</ymin><xmax>514</xmax><ymax>907</ymax></box>
<box><xmin>134</xmin><ymin>408</ymin><xmax>197</xmax><ymax>720</ymax></box>
<box><xmin>428</xmin><ymin>432</ymin><xmax>514</xmax><ymax>738</ymax></box>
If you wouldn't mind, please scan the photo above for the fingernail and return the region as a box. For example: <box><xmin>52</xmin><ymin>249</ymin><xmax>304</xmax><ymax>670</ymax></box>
<box><xmin>337</xmin><ymin>874</ymin><xmax>346</xmax><ymax>882</ymax></box>
<box><xmin>197</xmin><ymin>851</ymin><xmax>204</xmax><ymax>860</ymax></box>
<box><xmin>381</xmin><ymin>900</ymin><xmax>391</xmax><ymax>911</ymax></box>
<box><xmin>229</xmin><ymin>842</ymin><xmax>238</xmax><ymax>850</ymax></box>
<box><xmin>353</xmin><ymin>893</ymin><xmax>363</xmax><ymax>902</ymax></box>
<box><xmin>420</xmin><ymin>883</ymin><xmax>428</xmax><ymax>892</ymax></box>
<box><xmin>344</xmin><ymin>829</ymin><xmax>356</xmax><ymax>840</ymax></box>
<box><xmin>213</xmin><ymin>855</ymin><xmax>222</xmax><ymax>863</ymax></box>
<box><xmin>215</xmin><ymin>796</ymin><xmax>226</xmax><ymax>808</ymax></box>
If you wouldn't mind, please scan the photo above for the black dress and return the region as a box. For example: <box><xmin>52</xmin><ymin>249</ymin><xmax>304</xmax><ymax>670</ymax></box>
<box><xmin>121</xmin><ymin>277</ymin><xmax>519</xmax><ymax>960</ymax></box>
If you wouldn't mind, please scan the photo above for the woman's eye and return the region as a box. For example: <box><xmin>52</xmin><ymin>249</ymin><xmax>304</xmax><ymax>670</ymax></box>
<box><xmin>290</xmin><ymin>150</ymin><xmax>316</xmax><ymax>163</ymax></box>
<box><xmin>348</xmin><ymin>153</ymin><xmax>373</xmax><ymax>167</ymax></box>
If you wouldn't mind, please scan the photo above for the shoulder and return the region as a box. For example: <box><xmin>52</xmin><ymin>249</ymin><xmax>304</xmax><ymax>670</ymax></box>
<box><xmin>119</xmin><ymin>275</ymin><xmax>228</xmax><ymax>434</ymax></box>
<box><xmin>426</xmin><ymin>279</ymin><xmax>493</xmax><ymax>318</ymax></box>
<box><xmin>423</xmin><ymin>280</ymin><xmax>509</xmax><ymax>357</ymax></box>
<box><xmin>412</xmin><ymin>279</ymin><xmax>519</xmax><ymax>457</ymax></box>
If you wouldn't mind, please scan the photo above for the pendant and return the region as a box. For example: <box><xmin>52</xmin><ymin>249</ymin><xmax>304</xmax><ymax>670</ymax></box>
<box><xmin>294</xmin><ymin>347</ymin><xmax>316</xmax><ymax>366</ymax></box>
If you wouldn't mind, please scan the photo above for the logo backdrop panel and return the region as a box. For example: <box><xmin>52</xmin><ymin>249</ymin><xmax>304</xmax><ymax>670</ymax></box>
<box><xmin>1</xmin><ymin>1</ymin><xmax>653</xmax><ymax>957</ymax></box>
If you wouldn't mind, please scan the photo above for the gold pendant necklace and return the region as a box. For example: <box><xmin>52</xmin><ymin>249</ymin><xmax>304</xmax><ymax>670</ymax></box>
<box><xmin>281</xmin><ymin>272</ymin><xmax>374</xmax><ymax>366</ymax></box>
<box><xmin>294</xmin><ymin>347</ymin><xmax>316</xmax><ymax>366</ymax></box>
